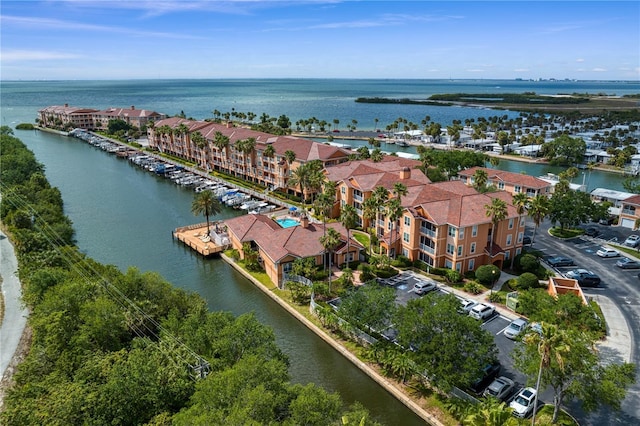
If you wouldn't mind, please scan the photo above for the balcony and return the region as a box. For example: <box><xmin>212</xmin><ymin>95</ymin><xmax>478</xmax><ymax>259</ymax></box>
<box><xmin>420</xmin><ymin>226</ymin><xmax>436</xmax><ymax>238</ymax></box>
<box><xmin>420</xmin><ymin>244</ymin><xmax>435</xmax><ymax>254</ymax></box>
<box><xmin>354</xmin><ymin>194</ymin><xmax>363</xmax><ymax>202</ymax></box>
<box><xmin>622</xmin><ymin>208</ymin><xmax>637</xmax><ymax>216</ymax></box>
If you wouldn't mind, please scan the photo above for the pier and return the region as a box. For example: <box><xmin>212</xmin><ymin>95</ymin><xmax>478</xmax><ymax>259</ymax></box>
<box><xmin>172</xmin><ymin>222</ymin><xmax>230</xmax><ymax>257</ymax></box>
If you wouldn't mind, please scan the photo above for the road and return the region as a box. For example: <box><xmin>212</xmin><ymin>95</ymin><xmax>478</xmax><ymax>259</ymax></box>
<box><xmin>529</xmin><ymin>220</ymin><xmax>640</xmax><ymax>425</ymax></box>
<box><xmin>0</xmin><ymin>230</ymin><xmax>29</xmax><ymax>379</ymax></box>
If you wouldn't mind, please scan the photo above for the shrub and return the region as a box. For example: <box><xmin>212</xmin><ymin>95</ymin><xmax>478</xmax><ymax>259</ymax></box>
<box><xmin>463</xmin><ymin>281</ymin><xmax>483</xmax><ymax>295</ymax></box>
<box><xmin>229</xmin><ymin>249</ymin><xmax>240</xmax><ymax>261</ymax></box>
<box><xmin>391</xmin><ymin>255</ymin><xmax>412</xmax><ymax>268</ymax></box>
<box><xmin>488</xmin><ymin>292</ymin><xmax>504</xmax><ymax>303</ymax></box>
<box><xmin>358</xmin><ymin>264</ymin><xmax>376</xmax><ymax>282</ymax></box>
<box><xmin>375</xmin><ymin>268</ymin><xmax>399</xmax><ymax>279</ymax></box>
<box><xmin>16</xmin><ymin>123</ymin><xmax>35</xmax><ymax>130</ymax></box>
<box><xmin>444</xmin><ymin>269</ymin><xmax>462</xmax><ymax>284</ymax></box>
<box><xmin>516</xmin><ymin>272</ymin><xmax>540</xmax><ymax>290</ymax></box>
<box><xmin>519</xmin><ymin>254</ymin><xmax>540</xmax><ymax>273</ymax></box>
<box><xmin>464</xmin><ymin>270</ymin><xmax>476</xmax><ymax>280</ymax></box>
<box><xmin>475</xmin><ymin>264</ymin><xmax>501</xmax><ymax>285</ymax></box>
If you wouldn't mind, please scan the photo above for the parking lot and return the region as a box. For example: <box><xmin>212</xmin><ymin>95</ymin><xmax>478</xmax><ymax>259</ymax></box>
<box><xmin>378</xmin><ymin>271</ymin><xmax>529</xmax><ymax>399</ymax></box>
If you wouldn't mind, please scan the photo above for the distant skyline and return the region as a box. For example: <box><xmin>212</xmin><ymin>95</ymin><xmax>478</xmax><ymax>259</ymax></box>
<box><xmin>1</xmin><ymin>1</ymin><xmax>639</xmax><ymax>81</ymax></box>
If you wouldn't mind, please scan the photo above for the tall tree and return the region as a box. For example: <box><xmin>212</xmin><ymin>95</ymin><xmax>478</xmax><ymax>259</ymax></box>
<box><xmin>371</xmin><ymin>186</ymin><xmax>390</xmax><ymax>240</ymax></box>
<box><xmin>472</xmin><ymin>169</ymin><xmax>489</xmax><ymax>192</ymax></box>
<box><xmin>386</xmin><ymin>197</ymin><xmax>403</xmax><ymax>259</ymax></box>
<box><xmin>191</xmin><ymin>190</ymin><xmax>222</xmax><ymax>236</ymax></box>
<box><xmin>485</xmin><ymin>197</ymin><xmax>508</xmax><ymax>252</ymax></box>
<box><xmin>320</xmin><ymin>227</ymin><xmax>341</xmax><ymax>292</ymax></box>
<box><xmin>213</xmin><ymin>131</ymin><xmax>230</xmax><ymax>172</ymax></box>
<box><xmin>339</xmin><ymin>204</ymin><xmax>358</xmax><ymax>267</ymax></box>
<box><xmin>362</xmin><ymin>197</ymin><xmax>378</xmax><ymax>255</ymax></box>
<box><xmin>529</xmin><ymin>194</ymin><xmax>549</xmax><ymax>244</ymax></box>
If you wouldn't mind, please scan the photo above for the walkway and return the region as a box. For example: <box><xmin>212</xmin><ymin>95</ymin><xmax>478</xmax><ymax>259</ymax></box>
<box><xmin>0</xmin><ymin>231</ymin><xmax>29</xmax><ymax>379</ymax></box>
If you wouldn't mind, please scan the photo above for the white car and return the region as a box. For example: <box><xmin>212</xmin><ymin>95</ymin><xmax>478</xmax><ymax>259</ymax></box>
<box><xmin>509</xmin><ymin>387</ymin><xmax>537</xmax><ymax>418</ymax></box>
<box><xmin>624</xmin><ymin>234</ymin><xmax>640</xmax><ymax>248</ymax></box>
<box><xmin>414</xmin><ymin>280</ymin><xmax>437</xmax><ymax>295</ymax></box>
<box><xmin>596</xmin><ymin>247</ymin><xmax>620</xmax><ymax>258</ymax></box>
<box><xmin>469</xmin><ymin>303</ymin><xmax>496</xmax><ymax>320</ymax></box>
<box><xmin>458</xmin><ymin>298</ymin><xmax>479</xmax><ymax>315</ymax></box>
<box><xmin>483</xmin><ymin>376</ymin><xmax>515</xmax><ymax>401</ymax></box>
<box><xmin>504</xmin><ymin>318</ymin><xmax>528</xmax><ymax>340</ymax></box>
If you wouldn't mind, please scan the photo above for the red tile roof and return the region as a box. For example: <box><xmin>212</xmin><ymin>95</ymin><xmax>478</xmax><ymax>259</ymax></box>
<box><xmin>409</xmin><ymin>181</ymin><xmax>519</xmax><ymax>227</ymax></box>
<box><xmin>153</xmin><ymin>118</ymin><xmax>351</xmax><ymax>162</ymax></box>
<box><xmin>224</xmin><ymin>214</ymin><xmax>361</xmax><ymax>263</ymax></box>
<box><xmin>623</xmin><ymin>194</ymin><xmax>640</xmax><ymax>206</ymax></box>
<box><xmin>458</xmin><ymin>166</ymin><xmax>550</xmax><ymax>189</ymax></box>
<box><xmin>325</xmin><ymin>157</ymin><xmax>430</xmax><ymax>191</ymax></box>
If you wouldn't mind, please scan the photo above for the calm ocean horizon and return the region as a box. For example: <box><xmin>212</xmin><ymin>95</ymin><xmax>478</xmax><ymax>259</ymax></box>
<box><xmin>2</xmin><ymin>78</ymin><xmax>639</xmax><ymax>132</ymax></box>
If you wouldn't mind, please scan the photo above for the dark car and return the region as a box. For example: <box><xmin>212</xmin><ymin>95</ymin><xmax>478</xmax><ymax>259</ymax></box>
<box><xmin>468</xmin><ymin>362</ymin><xmax>501</xmax><ymax>395</ymax></box>
<box><xmin>565</xmin><ymin>269</ymin><xmax>601</xmax><ymax>287</ymax></box>
<box><xmin>584</xmin><ymin>227</ymin><xmax>600</xmax><ymax>237</ymax></box>
<box><xmin>546</xmin><ymin>256</ymin><xmax>574</xmax><ymax>267</ymax></box>
<box><xmin>616</xmin><ymin>258</ymin><xmax>640</xmax><ymax>269</ymax></box>
<box><xmin>522</xmin><ymin>236</ymin><xmax>532</xmax><ymax>245</ymax></box>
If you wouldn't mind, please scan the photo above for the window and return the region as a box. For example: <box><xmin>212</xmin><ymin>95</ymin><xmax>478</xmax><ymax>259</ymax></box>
<box><xmin>402</xmin><ymin>248</ymin><xmax>409</xmax><ymax>257</ymax></box>
<box><xmin>341</xmin><ymin>200</ymin><xmax>346</xmax><ymax>207</ymax></box>
<box><xmin>457</xmin><ymin>245</ymin><xmax>463</xmax><ymax>256</ymax></box>
<box><xmin>456</xmin><ymin>262</ymin><xmax>462</xmax><ymax>272</ymax></box>
<box><xmin>472</xmin><ymin>225</ymin><xmax>478</xmax><ymax>237</ymax></box>
<box><xmin>506</xmin><ymin>234</ymin><xmax>512</xmax><ymax>246</ymax></box>
<box><xmin>508</xmin><ymin>218</ymin><xmax>514</xmax><ymax>229</ymax></box>
<box><xmin>520</xmin><ymin>217</ymin><xmax>525</xmax><ymax>227</ymax></box>
<box><xmin>505</xmin><ymin>250</ymin><xmax>510</xmax><ymax>260</ymax></box>
<box><xmin>403</xmin><ymin>232</ymin><xmax>410</xmax><ymax>243</ymax></box>
<box><xmin>404</xmin><ymin>216</ymin><xmax>411</xmax><ymax>226</ymax></box>
<box><xmin>515</xmin><ymin>185</ymin><xmax>521</xmax><ymax>193</ymax></box>
<box><xmin>470</xmin><ymin>242</ymin><xmax>476</xmax><ymax>254</ymax></box>
<box><xmin>498</xmin><ymin>182</ymin><xmax>505</xmax><ymax>190</ymax></box>
<box><xmin>517</xmin><ymin>232</ymin><xmax>523</xmax><ymax>243</ymax></box>
<box><xmin>448</xmin><ymin>226</ymin><xmax>456</xmax><ymax>237</ymax></box>
<box><xmin>341</xmin><ymin>186</ymin><xmax>346</xmax><ymax>194</ymax></box>
<box><xmin>445</xmin><ymin>259</ymin><xmax>453</xmax><ymax>269</ymax></box>
<box><xmin>516</xmin><ymin>248</ymin><xmax>522</xmax><ymax>256</ymax></box>
<box><xmin>468</xmin><ymin>259</ymin><xmax>475</xmax><ymax>270</ymax></box>
<box><xmin>446</xmin><ymin>243</ymin><xmax>455</xmax><ymax>255</ymax></box>
<box><xmin>459</xmin><ymin>227</ymin><xmax>464</xmax><ymax>239</ymax></box>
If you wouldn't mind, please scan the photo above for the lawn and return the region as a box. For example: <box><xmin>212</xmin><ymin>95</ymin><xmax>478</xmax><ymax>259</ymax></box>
<box><xmin>548</xmin><ymin>227</ymin><xmax>584</xmax><ymax>239</ymax></box>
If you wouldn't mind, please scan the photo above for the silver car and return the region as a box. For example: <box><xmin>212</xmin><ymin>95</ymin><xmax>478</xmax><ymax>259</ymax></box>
<box><xmin>483</xmin><ymin>376</ymin><xmax>515</xmax><ymax>401</ymax></box>
<box><xmin>504</xmin><ymin>318</ymin><xmax>528</xmax><ymax>340</ymax></box>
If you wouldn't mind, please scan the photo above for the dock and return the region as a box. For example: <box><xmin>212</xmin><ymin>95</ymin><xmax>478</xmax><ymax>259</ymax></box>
<box><xmin>173</xmin><ymin>222</ymin><xmax>230</xmax><ymax>257</ymax></box>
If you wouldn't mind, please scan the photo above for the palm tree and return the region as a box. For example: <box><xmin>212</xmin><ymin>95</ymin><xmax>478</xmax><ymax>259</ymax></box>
<box><xmin>386</xmin><ymin>198</ymin><xmax>403</xmax><ymax>259</ymax></box>
<box><xmin>485</xmin><ymin>197</ymin><xmax>508</xmax><ymax>254</ymax></box>
<box><xmin>213</xmin><ymin>131</ymin><xmax>230</xmax><ymax>172</ymax></box>
<box><xmin>289</xmin><ymin>163</ymin><xmax>311</xmax><ymax>203</ymax></box>
<box><xmin>462</xmin><ymin>397</ymin><xmax>517</xmax><ymax>426</ymax></box>
<box><xmin>528</xmin><ymin>194</ymin><xmax>550</xmax><ymax>244</ymax></box>
<box><xmin>362</xmin><ymin>196</ymin><xmax>378</xmax><ymax>255</ymax></box>
<box><xmin>370</xmin><ymin>148</ymin><xmax>384</xmax><ymax>162</ymax></box>
<box><xmin>512</xmin><ymin>192</ymin><xmax>530</xmax><ymax>238</ymax></box>
<box><xmin>339</xmin><ymin>204</ymin><xmax>358</xmax><ymax>267</ymax></box>
<box><xmin>320</xmin><ymin>227</ymin><xmax>341</xmax><ymax>293</ymax></box>
<box><xmin>238</xmin><ymin>137</ymin><xmax>256</xmax><ymax>178</ymax></box>
<box><xmin>371</xmin><ymin>186</ymin><xmax>390</xmax><ymax>239</ymax></box>
<box><xmin>523</xmin><ymin>322</ymin><xmax>571</xmax><ymax>425</ymax></box>
<box><xmin>473</xmin><ymin>169</ymin><xmax>489</xmax><ymax>192</ymax></box>
<box><xmin>191</xmin><ymin>190</ymin><xmax>222</xmax><ymax>236</ymax></box>
<box><xmin>263</xmin><ymin>143</ymin><xmax>275</xmax><ymax>160</ymax></box>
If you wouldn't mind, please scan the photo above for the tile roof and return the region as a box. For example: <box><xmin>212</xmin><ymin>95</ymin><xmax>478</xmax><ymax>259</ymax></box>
<box><xmin>38</xmin><ymin>105</ymin><xmax>99</xmax><ymax>114</ymax></box>
<box><xmin>153</xmin><ymin>118</ymin><xmax>351</xmax><ymax>162</ymax></box>
<box><xmin>224</xmin><ymin>214</ymin><xmax>361</xmax><ymax>263</ymax></box>
<box><xmin>409</xmin><ymin>181</ymin><xmax>519</xmax><ymax>227</ymax></box>
<box><xmin>325</xmin><ymin>157</ymin><xmax>430</xmax><ymax>191</ymax></box>
<box><xmin>623</xmin><ymin>194</ymin><xmax>640</xmax><ymax>206</ymax></box>
<box><xmin>458</xmin><ymin>167</ymin><xmax>550</xmax><ymax>189</ymax></box>
<box><xmin>95</xmin><ymin>107</ymin><xmax>165</xmax><ymax>118</ymax></box>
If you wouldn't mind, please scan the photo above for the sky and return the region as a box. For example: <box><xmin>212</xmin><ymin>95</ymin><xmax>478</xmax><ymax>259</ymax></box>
<box><xmin>1</xmin><ymin>0</ymin><xmax>639</xmax><ymax>81</ymax></box>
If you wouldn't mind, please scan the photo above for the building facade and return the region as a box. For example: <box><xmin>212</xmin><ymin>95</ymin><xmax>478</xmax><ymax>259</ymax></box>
<box><xmin>37</xmin><ymin>104</ymin><xmax>166</xmax><ymax>131</ymax></box>
<box><xmin>457</xmin><ymin>167</ymin><xmax>552</xmax><ymax>197</ymax></box>
<box><xmin>619</xmin><ymin>194</ymin><xmax>640</xmax><ymax>230</ymax></box>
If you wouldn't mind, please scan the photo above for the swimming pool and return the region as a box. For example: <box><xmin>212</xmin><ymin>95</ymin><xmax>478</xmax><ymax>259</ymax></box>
<box><xmin>276</xmin><ymin>218</ymin><xmax>300</xmax><ymax>228</ymax></box>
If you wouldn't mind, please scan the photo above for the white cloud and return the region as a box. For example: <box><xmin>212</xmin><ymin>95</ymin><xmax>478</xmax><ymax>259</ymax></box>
<box><xmin>575</xmin><ymin>58</ymin><xmax>585</xmax><ymax>63</ymax></box>
<box><xmin>592</xmin><ymin>67</ymin><xmax>607</xmax><ymax>72</ymax></box>
<box><xmin>1</xmin><ymin>50</ymin><xmax>82</xmax><ymax>62</ymax></box>
<box><xmin>514</xmin><ymin>68</ymin><xmax>529</xmax><ymax>72</ymax></box>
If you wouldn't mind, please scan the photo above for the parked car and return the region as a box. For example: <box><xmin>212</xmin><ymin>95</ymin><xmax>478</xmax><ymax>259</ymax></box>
<box><xmin>414</xmin><ymin>280</ymin><xmax>437</xmax><ymax>295</ymax></box>
<box><xmin>584</xmin><ymin>226</ymin><xmax>600</xmax><ymax>237</ymax></box>
<box><xmin>546</xmin><ymin>256</ymin><xmax>574</xmax><ymax>267</ymax></box>
<box><xmin>469</xmin><ymin>362</ymin><xmax>501</xmax><ymax>395</ymax></box>
<box><xmin>504</xmin><ymin>318</ymin><xmax>528</xmax><ymax>340</ymax></box>
<box><xmin>565</xmin><ymin>269</ymin><xmax>601</xmax><ymax>287</ymax></box>
<box><xmin>599</xmin><ymin>216</ymin><xmax>615</xmax><ymax>225</ymax></box>
<box><xmin>624</xmin><ymin>234</ymin><xmax>640</xmax><ymax>248</ymax></box>
<box><xmin>522</xmin><ymin>236</ymin><xmax>532</xmax><ymax>245</ymax></box>
<box><xmin>457</xmin><ymin>298</ymin><xmax>479</xmax><ymax>315</ymax></box>
<box><xmin>469</xmin><ymin>303</ymin><xmax>496</xmax><ymax>321</ymax></box>
<box><xmin>510</xmin><ymin>387</ymin><xmax>538</xmax><ymax>418</ymax></box>
<box><xmin>596</xmin><ymin>247</ymin><xmax>620</xmax><ymax>258</ymax></box>
<box><xmin>483</xmin><ymin>376</ymin><xmax>515</xmax><ymax>401</ymax></box>
<box><xmin>616</xmin><ymin>258</ymin><xmax>640</xmax><ymax>269</ymax></box>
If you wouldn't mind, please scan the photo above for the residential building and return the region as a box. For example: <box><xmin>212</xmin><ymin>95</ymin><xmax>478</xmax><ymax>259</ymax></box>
<box><xmin>38</xmin><ymin>104</ymin><xmax>99</xmax><ymax>130</ymax></box>
<box><xmin>327</xmin><ymin>159</ymin><xmax>523</xmax><ymax>270</ymax></box>
<box><xmin>148</xmin><ymin>117</ymin><xmax>351</xmax><ymax>199</ymax></box>
<box><xmin>619</xmin><ymin>194</ymin><xmax>640</xmax><ymax>229</ymax></box>
<box><xmin>37</xmin><ymin>104</ymin><xmax>166</xmax><ymax>131</ymax></box>
<box><xmin>457</xmin><ymin>167</ymin><xmax>552</xmax><ymax>197</ymax></box>
<box><xmin>92</xmin><ymin>106</ymin><xmax>166</xmax><ymax>130</ymax></box>
<box><xmin>401</xmin><ymin>181</ymin><xmax>524</xmax><ymax>271</ymax></box>
<box><xmin>224</xmin><ymin>214</ymin><xmax>362</xmax><ymax>286</ymax></box>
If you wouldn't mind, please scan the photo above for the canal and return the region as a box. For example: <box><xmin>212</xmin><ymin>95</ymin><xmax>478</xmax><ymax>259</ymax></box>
<box><xmin>14</xmin><ymin>128</ymin><xmax>426</xmax><ymax>425</ymax></box>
